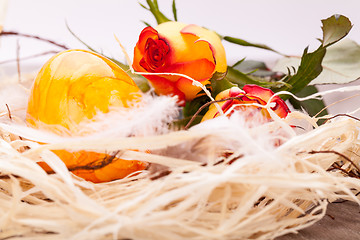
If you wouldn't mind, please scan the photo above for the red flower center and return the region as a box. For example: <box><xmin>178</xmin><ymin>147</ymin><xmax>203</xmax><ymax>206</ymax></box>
<box><xmin>140</xmin><ymin>38</ymin><xmax>170</xmax><ymax>72</ymax></box>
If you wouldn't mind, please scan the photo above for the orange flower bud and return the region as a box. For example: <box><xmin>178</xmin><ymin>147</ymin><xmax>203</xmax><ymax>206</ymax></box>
<box><xmin>133</xmin><ymin>21</ymin><xmax>227</xmax><ymax>106</ymax></box>
<box><xmin>26</xmin><ymin>49</ymin><xmax>147</xmax><ymax>183</ymax></box>
<box><xmin>202</xmin><ymin>85</ymin><xmax>290</xmax><ymax>123</ymax></box>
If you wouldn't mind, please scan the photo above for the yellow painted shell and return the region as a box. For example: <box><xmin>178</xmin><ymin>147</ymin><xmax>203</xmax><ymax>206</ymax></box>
<box><xmin>26</xmin><ymin>49</ymin><xmax>147</xmax><ymax>183</ymax></box>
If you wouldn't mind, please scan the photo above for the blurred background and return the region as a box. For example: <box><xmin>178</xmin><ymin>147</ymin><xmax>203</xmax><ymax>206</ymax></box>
<box><xmin>0</xmin><ymin>0</ymin><xmax>360</xmax><ymax>115</ymax></box>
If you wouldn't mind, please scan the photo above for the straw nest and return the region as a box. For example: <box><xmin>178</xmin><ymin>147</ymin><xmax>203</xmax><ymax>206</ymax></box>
<box><xmin>0</xmin><ymin>78</ymin><xmax>360</xmax><ymax>240</ymax></box>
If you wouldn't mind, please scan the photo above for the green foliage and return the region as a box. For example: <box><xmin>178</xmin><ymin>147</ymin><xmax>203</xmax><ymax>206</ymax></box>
<box><xmin>172</xmin><ymin>0</ymin><xmax>178</xmax><ymax>21</ymax></box>
<box><xmin>274</xmin><ymin>39</ymin><xmax>360</xmax><ymax>85</ymax></box>
<box><xmin>211</xmin><ymin>74</ymin><xmax>236</xmax><ymax>98</ymax></box>
<box><xmin>321</xmin><ymin>15</ymin><xmax>352</xmax><ymax>47</ymax></box>
<box><xmin>225</xmin><ymin>66</ymin><xmax>268</xmax><ymax>87</ymax></box>
<box><xmin>233</xmin><ymin>60</ymin><xmax>277</xmax><ymax>77</ymax></box>
<box><xmin>223</xmin><ymin>36</ymin><xmax>283</xmax><ymax>55</ymax></box>
<box><xmin>271</xmin><ymin>15</ymin><xmax>352</xmax><ymax>99</ymax></box>
<box><xmin>140</xmin><ymin>0</ymin><xmax>174</xmax><ymax>25</ymax></box>
<box><xmin>182</xmin><ymin>94</ymin><xmax>210</xmax><ymax>126</ymax></box>
<box><xmin>224</xmin><ymin>64</ymin><xmax>286</xmax><ymax>89</ymax></box>
<box><xmin>273</xmin><ymin>46</ymin><xmax>326</xmax><ymax>99</ymax></box>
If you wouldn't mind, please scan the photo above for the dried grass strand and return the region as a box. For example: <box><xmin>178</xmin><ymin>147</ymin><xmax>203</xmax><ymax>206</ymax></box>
<box><xmin>0</xmin><ymin>112</ymin><xmax>360</xmax><ymax>239</ymax></box>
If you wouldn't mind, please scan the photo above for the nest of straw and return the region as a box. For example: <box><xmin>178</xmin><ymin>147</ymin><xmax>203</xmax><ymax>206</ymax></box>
<box><xmin>0</xmin><ymin>77</ymin><xmax>360</xmax><ymax>240</ymax></box>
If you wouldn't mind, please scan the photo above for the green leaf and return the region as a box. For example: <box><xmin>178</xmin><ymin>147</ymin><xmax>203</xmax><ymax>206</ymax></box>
<box><xmin>139</xmin><ymin>2</ymin><xmax>150</xmax><ymax>10</ymax></box>
<box><xmin>271</xmin><ymin>14</ymin><xmax>352</xmax><ymax>99</ymax></box>
<box><xmin>225</xmin><ymin>67</ymin><xmax>259</xmax><ymax>87</ymax></box>
<box><xmin>232</xmin><ymin>58</ymin><xmax>246</xmax><ymax>68</ymax></box>
<box><xmin>288</xmin><ymin>85</ymin><xmax>328</xmax><ymax>125</ymax></box>
<box><xmin>172</xmin><ymin>0</ymin><xmax>178</xmax><ymax>21</ymax></box>
<box><xmin>233</xmin><ymin>60</ymin><xmax>268</xmax><ymax>73</ymax></box>
<box><xmin>322</xmin><ymin>15</ymin><xmax>352</xmax><ymax>47</ymax></box>
<box><xmin>273</xmin><ymin>46</ymin><xmax>326</xmax><ymax>99</ymax></box>
<box><xmin>223</xmin><ymin>36</ymin><xmax>283</xmax><ymax>55</ymax></box>
<box><xmin>274</xmin><ymin>39</ymin><xmax>360</xmax><ymax>85</ymax></box>
<box><xmin>211</xmin><ymin>76</ymin><xmax>236</xmax><ymax>98</ymax></box>
<box><xmin>129</xmin><ymin>74</ymin><xmax>151</xmax><ymax>92</ymax></box>
<box><xmin>225</xmin><ymin>66</ymin><xmax>285</xmax><ymax>89</ymax></box>
<box><xmin>208</xmin><ymin>70</ymin><xmax>233</xmax><ymax>97</ymax></box>
<box><xmin>183</xmin><ymin>94</ymin><xmax>209</xmax><ymax>119</ymax></box>
<box><xmin>141</xmin><ymin>20</ymin><xmax>151</xmax><ymax>27</ymax></box>
<box><xmin>211</xmin><ymin>71</ymin><xmax>227</xmax><ymax>81</ymax></box>
<box><xmin>233</xmin><ymin>60</ymin><xmax>284</xmax><ymax>78</ymax></box>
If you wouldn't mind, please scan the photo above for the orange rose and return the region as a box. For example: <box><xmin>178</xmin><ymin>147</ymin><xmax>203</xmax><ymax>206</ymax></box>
<box><xmin>202</xmin><ymin>85</ymin><xmax>290</xmax><ymax>123</ymax></box>
<box><xmin>26</xmin><ymin>49</ymin><xmax>147</xmax><ymax>183</ymax></box>
<box><xmin>133</xmin><ymin>21</ymin><xmax>227</xmax><ymax>106</ymax></box>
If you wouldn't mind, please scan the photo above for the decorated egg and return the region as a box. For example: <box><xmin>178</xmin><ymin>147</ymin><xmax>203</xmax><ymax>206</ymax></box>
<box><xmin>26</xmin><ymin>49</ymin><xmax>147</xmax><ymax>183</ymax></box>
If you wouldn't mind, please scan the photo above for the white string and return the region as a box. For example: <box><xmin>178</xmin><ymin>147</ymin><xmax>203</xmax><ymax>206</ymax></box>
<box><xmin>270</xmin><ymin>85</ymin><xmax>360</xmax><ymax>103</ymax></box>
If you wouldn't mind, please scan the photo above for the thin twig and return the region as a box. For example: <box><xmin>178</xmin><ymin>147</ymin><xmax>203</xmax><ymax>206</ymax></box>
<box><xmin>67</xmin><ymin>151</ymin><xmax>122</xmax><ymax>172</ymax></box>
<box><xmin>5</xmin><ymin>104</ymin><xmax>12</xmax><ymax>120</ymax></box>
<box><xmin>150</xmin><ymin>170</ymin><xmax>172</xmax><ymax>180</ymax></box>
<box><xmin>0</xmin><ymin>31</ymin><xmax>69</xmax><ymax>50</ymax></box>
<box><xmin>0</xmin><ymin>50</ymin><xmax>59</xmax><ymax>65</ymax></box>
<box><xmin>327</xmin><ymin>162</ymin><xmax>359</xmax><ymax>178</ymax></box>
<box><xmin>326</xmin><ymin>214</ymin><xmax>335</xmax><ymax>220</ymax></box>
<box><xmin>0</xmin><ymin>234</ymin><xmax>24</xmax><ymax>240</ymax></box>
<box><xmin>309</xmin><ymin>150</ymin><xmax>360</xmax><ymax>173</ymax></box>
<box><xmin>16</xmin><ymin>39</ymin><xmax>21</xmax><ymax>82</ymax></box>
<box><xmin>323</xmin><ymin>113</ymin><xmax>360</xmax><ymax>124</ymax></box>
<box><xmin>44</xmin><ymin>151</ymin><xmax>123</xmax><ymax>175</ymax></box>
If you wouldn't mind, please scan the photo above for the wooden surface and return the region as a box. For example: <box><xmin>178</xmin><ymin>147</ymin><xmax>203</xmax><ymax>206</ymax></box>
<box><xmin>277</xmin><ymin>201</ymin><xmax>360</xmax><ymax>240</ymax></box>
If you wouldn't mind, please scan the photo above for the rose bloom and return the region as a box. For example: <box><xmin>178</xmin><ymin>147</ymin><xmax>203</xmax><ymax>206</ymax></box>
<box><xmin>26</xmin><ymin>49</ymin><xmax>147</xmax><ymax>183</ymax></box>
<box><xmin>133</xmin><ymin>21</ymin><xmax>227</xmax><ymax>105</ymax></box>
<box><xmin>202</xmin><ymin>85</ymin><xmax>290</xmax><ymax>123</ymax></box>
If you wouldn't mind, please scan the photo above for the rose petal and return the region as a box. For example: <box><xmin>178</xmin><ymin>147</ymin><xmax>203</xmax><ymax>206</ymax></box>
<box><xmin>270</xmin><ymin>99</ymin><xmax>291</xmax><ymax>118</ymax></box>
<box><xmin>243</xmin><ymin>84</ymin><xmax>290</xmax><ymax>118</ymax></box>
<box><xmin>155</xmin><ymin>21</ymin><xmax>188</xmax><ymax>53</ymax></box>
<box><xmin>133</xmin><ymin>27</ymin><xmax>160</xmax><ymax>72</ymax></box>
<box><xmin>181</xmin><ymin>24</ymin><xmax>227</xmax><ymax>73</ymax></box>
<box><xmin>142</xmin><ymin>74</ymin><xmax>186</xmax><ymax>105</ymax></box>
<box><xmin>139</xmin><ymin>37</ymin><xmax>170</xmax><ymax>72</ymax></box>
<box><xmin>175</xmin><ymin>77</ymin><xmax>210</xmax><ymax>101</ymax></box>
<box><xmin>156</xmin><ymin>22</ymin><xmax>215</xmax><ymax>67</ymax></box>
<box><xmin>164</xmin><ymin>58</ymin><xmax>215</xmax><ymax>81</ymax></box>
<box><xmin>175</xmin><ymin>37</ymin><xmax>215</xmax><ymax>66</ymax></box>
<box><xmin>228</xmin><ymin>87</ymin><xmax>244</xmax><ymax>98</ymax></box>
<box><xmin>243</xmin><ymin>84</ymin><xmax>274</xmax><ymax>102</ymax></box>
<box><xmin>133</xmin><ymin>46</ymin><xmax>146</xmax><ymax>72</ymax></box>
<box><xmin>136</xmin><ymin>26</ymin><xmax>159</xmax><ymax>54</ymax></box>
<box><xmin>171</xmin><ymin>58</ymin><xmax>215</xmax><ymax>101</ymax></box>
